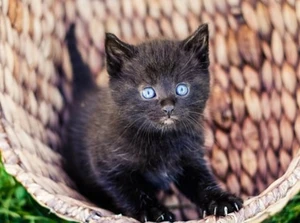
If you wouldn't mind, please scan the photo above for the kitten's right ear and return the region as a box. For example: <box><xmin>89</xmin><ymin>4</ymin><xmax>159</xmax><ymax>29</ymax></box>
<box><xmin>181</xmin><ymin>24</ymin><xmax>209</xmax><ymax>64</ymax></box>
<box><xmin>105</xmin><ymin>33</ymin><xmax>135</xmax><ymax>76</ymax></box>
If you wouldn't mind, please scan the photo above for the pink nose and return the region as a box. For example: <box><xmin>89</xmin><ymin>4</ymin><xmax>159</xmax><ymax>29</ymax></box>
<box><xmin>162</xmin><ymin>105</ymin><xmax>174</xmax><ymax>118</ymax></box>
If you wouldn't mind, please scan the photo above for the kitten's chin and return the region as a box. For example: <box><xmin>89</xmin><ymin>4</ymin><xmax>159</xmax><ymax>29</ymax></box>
<box><xmin>163</xmin><ymin>119</ymin><xmax>174</xmax><ymax>125</ymax></box>
<box><xmin>158</xmin><ymin>116</ymin><xmax>178</xmax><ymax>130</ymax></box>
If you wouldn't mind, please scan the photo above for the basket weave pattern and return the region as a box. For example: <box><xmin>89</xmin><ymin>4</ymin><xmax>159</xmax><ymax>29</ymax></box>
<box><xmin>0</xmin><ymin>0</ymin><xmax>300</xmax><ymax>222</ymax></box>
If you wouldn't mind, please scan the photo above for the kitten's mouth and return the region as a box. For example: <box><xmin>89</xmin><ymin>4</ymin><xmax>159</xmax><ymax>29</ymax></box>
<box><xmin>160</xmin><ymin>116</ymin><xmax>178</xmax><ymax>126</ymax></box>
<box><xmin>163</xmin><ymin>119</ymin><xmax>174</xmax><ymax>125</ymax></box>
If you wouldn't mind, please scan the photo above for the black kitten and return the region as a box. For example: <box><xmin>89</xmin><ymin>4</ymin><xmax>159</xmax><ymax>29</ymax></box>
<box><xmin>64</xmin><ymin>24</ymin><xmax>243</xmax><ymax>222</ymax></box>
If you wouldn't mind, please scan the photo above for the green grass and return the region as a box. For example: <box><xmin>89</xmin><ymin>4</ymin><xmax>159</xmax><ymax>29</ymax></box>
<box><xmin>0</xmin><ymin>159</ymin><xmax>299</xmax><ymax>223</ymax></box>
<box><xmin>263</xmin><ymin>193</ymin><xmax>300</xmax><ymax>223</ymax></box>
<box><xmin>0</xmin><ymin>160</ymin><xmax>71</xmax><ymax>223</ymax></box>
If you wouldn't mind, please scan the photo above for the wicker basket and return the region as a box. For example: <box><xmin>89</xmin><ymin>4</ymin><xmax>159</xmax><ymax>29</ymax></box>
<box><xmin>0</xmin><ymin>0</ymin><xmax>300</xmax><ymax>222</ymax></box>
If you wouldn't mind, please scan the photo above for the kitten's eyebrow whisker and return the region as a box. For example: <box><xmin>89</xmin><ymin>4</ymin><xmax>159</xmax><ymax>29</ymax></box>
<box><xmin>177</xmin><ymin>68</ymin><xmax>209</xmax><ymax>78</ymax></box>
<box><xmin>181</xmin><ymin>54</ymin><xmax>196</xmax><ymax>71</ymax></box>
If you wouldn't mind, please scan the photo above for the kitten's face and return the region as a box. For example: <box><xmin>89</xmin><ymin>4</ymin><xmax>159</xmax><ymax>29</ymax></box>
<box><xmin>105</xmin><ymin>25</ymin><xmax>210</xmax><ymax>132</ymax></box>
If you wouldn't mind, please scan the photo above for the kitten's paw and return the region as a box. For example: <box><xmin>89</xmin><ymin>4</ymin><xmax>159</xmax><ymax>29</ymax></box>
<box><xmin>207</xmin><ymin>193</ymin><xmax>243</xmax><ymax>217</ymax></box>
<box><xmin>139</xmin><ymin>207</ymin><xmax>175</xmax><ymax>222</ymax></box>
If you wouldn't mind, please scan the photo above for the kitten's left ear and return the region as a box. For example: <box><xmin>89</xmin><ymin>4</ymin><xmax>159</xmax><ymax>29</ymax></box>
<box><xmin>105</xmin><ymin>33</ymin><xmax>136</xmax><ymax>76</ymax></box>
<box><xmin>181</xmin><ymin>24</ymin><xmax>209</xmax><ymax>63</ymax></box>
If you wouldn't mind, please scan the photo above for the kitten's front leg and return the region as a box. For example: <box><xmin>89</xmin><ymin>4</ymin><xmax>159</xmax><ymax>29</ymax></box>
<box><xmin>175</xmin><ymin>160</ymin><xmax>243</xmax><ymax>217</ymax></box>
<box><xmin>103</xmin><ymin>172</ymin><xmax>174</xmax><ymax>222</ymax></box>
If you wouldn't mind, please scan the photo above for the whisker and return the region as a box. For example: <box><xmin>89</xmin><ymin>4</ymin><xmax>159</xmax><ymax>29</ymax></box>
<box><xmin>105</xmin><ymin>115</ymin><xmax>145</xmax><ymax>153</ymax></box>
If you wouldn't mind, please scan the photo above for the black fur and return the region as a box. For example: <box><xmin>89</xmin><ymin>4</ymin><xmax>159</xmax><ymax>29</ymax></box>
<box><xmin>64</xmin><ymin>24</ymin><xmax>243</xmax><ymax>222</ymax></box>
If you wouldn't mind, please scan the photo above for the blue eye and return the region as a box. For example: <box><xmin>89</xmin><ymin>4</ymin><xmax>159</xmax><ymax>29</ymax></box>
<box><xmin>176</xmin><ymin>83</ymin><xmax>189</xmax><ymax>96</ymax></box>
<box><xmin>142</xmin><ymin>87</ymin><xmax>156</xmax><ymax>99</ymax></box>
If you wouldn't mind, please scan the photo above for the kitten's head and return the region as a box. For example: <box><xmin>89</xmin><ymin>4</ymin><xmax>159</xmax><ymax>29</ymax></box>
<box><xmin>105</xmin><ymin>24</ymin><xmax>210</xmax><ymax>133</ymax></box>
